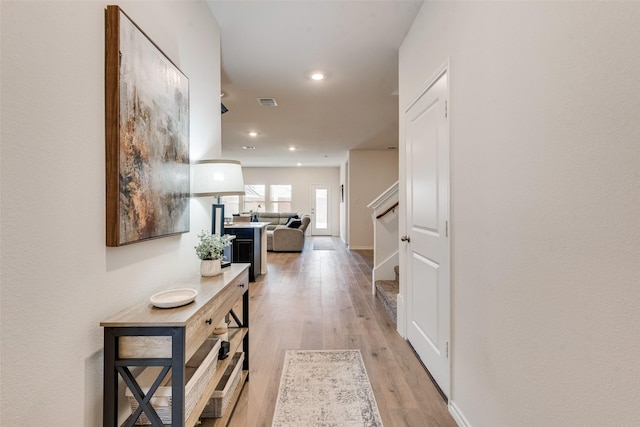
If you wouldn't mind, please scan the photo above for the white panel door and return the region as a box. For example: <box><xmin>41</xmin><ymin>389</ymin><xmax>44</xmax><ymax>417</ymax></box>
<box><xmin>311</xmin><ymin>184</ymin><xmax>331</xmax><ymax>235</ymax></box>
<box><xmin>404</xmin><ymin>65</ymin><xmax>450</xmax><ymax>397</ymax></box>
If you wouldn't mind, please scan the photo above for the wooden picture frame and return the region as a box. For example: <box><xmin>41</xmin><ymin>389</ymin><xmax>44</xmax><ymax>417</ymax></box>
<box><xmin>105</xmin><ymin>6</ymin><xmax>190</xmax><ymax>246</ymax></box>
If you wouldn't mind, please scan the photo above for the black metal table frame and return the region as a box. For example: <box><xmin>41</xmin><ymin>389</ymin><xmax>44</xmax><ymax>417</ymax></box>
<box><xmin>103</xmin><ymin>326</ymin><xmax>186</xmax><ymax>427</ymax></box>
<box><xmin>103</xmin><ymin>288</ymin><xmax>249</xmax><ymax>427</ymax></box>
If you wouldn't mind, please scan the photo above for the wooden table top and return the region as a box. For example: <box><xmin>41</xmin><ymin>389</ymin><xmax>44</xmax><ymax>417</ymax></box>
<box><xmin>224</xmin><ymin>222</ymin><xmax>270</xmax><ymax>229</ymax></box>
<box><xmin>100</xmin><ymin>263</ymin><xmax>250</xmax><ymax>327</ymax></box>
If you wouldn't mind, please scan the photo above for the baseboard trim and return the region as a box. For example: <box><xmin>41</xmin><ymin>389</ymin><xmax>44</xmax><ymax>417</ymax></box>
<box><xmin>449</xmin><ymin>400</ymin><xmax>471</xmax><ymax>427</ymax></box>
<box><xmin>396</xmin><ymin>293</ymin><xmax>406</xmax><ymax>337</ymax></box>
<box><xmin>348</xmin><ymin>245</ymin><xmax>374</xmax><ymax>250</ymax></box>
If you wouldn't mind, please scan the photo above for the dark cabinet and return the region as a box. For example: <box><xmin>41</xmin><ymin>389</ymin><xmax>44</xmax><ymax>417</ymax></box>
<box><xmin>224</xmin><ymin>224</ymin><xmax>265</xmax><ymax>282</ymax></box>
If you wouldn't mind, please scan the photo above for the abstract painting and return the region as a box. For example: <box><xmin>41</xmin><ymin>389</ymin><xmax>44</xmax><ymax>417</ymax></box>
<box><xmin>105</xmin><ymin>6</ymin><xmax>189</xmax><ymax>246</ymax></box>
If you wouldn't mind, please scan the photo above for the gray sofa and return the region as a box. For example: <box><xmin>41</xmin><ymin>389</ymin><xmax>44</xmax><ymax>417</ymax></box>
<box><xmin>240</xmin><ymin>212</ymin><xmax>310</xmax><ymax>252</ymax></box>
<box><xmin>270</xmin><ymin>215</ymin><xmax>310</xmax><ymax>252</ymax></box>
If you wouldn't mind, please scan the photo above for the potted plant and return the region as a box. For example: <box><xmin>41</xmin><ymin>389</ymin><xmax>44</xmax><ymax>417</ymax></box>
<box><xmin>195</xmin><ymin>231</ymin><xmax>233</xmax><ymax>276</ymax></box>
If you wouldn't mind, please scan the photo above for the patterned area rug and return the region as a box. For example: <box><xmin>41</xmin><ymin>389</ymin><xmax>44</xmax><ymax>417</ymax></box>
<box><xmin>272</xmin><ymin>350</ymin><xmax>383</xmax><ymax>427</ymax></box>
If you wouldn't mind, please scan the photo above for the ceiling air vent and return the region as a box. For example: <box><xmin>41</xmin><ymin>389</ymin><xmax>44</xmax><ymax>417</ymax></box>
<box><xmin>257</xmin><ymin>98</ymin><xmax>278</xmax><ymax>107</ymax></box>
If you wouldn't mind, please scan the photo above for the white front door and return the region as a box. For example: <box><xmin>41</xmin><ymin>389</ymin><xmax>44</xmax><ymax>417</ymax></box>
<box><xmin>311</xmin><ymin>184</ymin><xmax>331</xmax><ymax>235</ymax></box>
<box><xmin>404</xmin><ymin>63</ymin><xmax>450</xmax><ymax>397</ymax></box>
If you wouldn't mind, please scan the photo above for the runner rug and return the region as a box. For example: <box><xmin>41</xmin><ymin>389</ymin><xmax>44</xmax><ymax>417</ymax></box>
<box><xmin>313</xmin><ymin>238</ymin><xmax>336</xmax><ymax>250</ymax></box>
<box><xmin>272</xmin><ymin>350</ymin><xmax>384</xmax><ymax>427</ymax></box>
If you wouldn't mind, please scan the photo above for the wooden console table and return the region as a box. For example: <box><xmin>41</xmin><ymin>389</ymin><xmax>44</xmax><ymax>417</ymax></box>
<box><xmin>101</xmin><ymin>263</ymin><xmax>250</xmax><ymax>427</ymax></box>
<box><xmin>224</xmin><ymin>222</ymin><xmax>269</xmax><ymax>282</ymax></box>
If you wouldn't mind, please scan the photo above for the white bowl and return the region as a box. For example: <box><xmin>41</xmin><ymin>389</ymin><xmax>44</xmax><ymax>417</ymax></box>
<box><xmin>150</xmin><ymin>288</ymin><xmax>198</xmax><ymax>308</ymax></box>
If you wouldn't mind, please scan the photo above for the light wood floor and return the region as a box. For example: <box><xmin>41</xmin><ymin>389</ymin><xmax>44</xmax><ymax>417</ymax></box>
<box><xmin>226</xmin><ymin>236</ymin><xmax>457</xmax><ymax>427</ymax></box>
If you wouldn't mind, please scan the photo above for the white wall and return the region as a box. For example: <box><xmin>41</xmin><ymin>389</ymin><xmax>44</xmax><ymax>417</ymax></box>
<box><xmin>400</xmin><ymin>2</ymin><xmax>640</xmax><ymax>426</ymax></box>
<box><xmin>348</xmin><ymin>150</ymin><xmax>399</xmax><ymax>249</ymax></box>
<box><xmin>241</xmin><ymin>167</ymin><xmax>341</xmax><ymax>236</ymax></box>
<box><xmin>0</xmin><ymin>1</ymin><xmax>221</xmax><ymax>425</ymax></box>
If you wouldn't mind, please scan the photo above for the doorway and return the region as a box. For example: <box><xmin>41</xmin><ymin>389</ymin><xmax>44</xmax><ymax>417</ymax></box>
<box><xmin>311</xmin><ymin>184</ymin><xmax>331</xmax><ymax>236</ymax></box>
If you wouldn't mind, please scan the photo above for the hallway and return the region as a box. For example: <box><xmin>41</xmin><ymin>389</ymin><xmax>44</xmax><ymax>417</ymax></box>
<box><xmin>224</xmin><ymin>236</ymin><xmax>456</xmax><ymax>427</ymax></box>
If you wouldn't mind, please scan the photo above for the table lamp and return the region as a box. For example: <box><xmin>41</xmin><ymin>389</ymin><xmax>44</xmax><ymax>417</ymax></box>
<box><xmin>192</xmin><ymin>159</ymin><xmax>245</xmax><ymax>235</ymax></box>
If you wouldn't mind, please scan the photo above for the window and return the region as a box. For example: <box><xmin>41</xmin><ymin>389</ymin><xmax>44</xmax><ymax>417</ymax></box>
<box><xmin>270</xmin><ymin>185</ymin><xmax>292</xmax><ymax>212</ymax></box>
<box><xmin>220</xmin><ymin>195</ymin><xmax>240</xmax><ymax>215</ymax></box>
<box><xmin>314</xmin><ymin>187</ymin><xmax>328</xmax><ymax>229</ymax></box>
<box><xmin>244</xmin><ymin>184</ymin><xmax>265</xmax><ymax>212</ymax></box>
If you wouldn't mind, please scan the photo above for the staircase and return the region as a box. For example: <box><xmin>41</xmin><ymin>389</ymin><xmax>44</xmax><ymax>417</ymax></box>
<box><xmin>375</xmin><ymin>265</ymin><xmax>399</xmax><ymax>324</ymax></box>
<box><xmin>367</xmin><ymin>181</ymin><xmax>399</xmax><ymax>295</ymax></box>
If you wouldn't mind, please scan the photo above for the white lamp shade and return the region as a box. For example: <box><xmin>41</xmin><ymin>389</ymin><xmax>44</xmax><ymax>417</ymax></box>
<box><xmin>191</xmin><ymin>159</ymin><xmax>245</xmax><ymax>197</ymax></box>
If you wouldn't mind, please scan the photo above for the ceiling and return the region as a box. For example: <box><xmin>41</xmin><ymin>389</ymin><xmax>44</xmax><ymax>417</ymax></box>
<box><xmin>207</xmin><ymin>0</ymin><xmax>423</xmax><ymax>167</ymax></box>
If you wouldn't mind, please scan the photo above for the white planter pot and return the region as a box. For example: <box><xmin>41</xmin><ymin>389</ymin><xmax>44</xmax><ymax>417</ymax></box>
<box><xmin>200</xmin><ymin>259</ymin><xmax>222</xmax><ymax>277</ymax></box>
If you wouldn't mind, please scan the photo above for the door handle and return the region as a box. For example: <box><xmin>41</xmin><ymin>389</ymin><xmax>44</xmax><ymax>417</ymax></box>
<box><xmin>400</xmin><ymin>235</ymin><xmax>410</xmax><ymax>242</ymax></box>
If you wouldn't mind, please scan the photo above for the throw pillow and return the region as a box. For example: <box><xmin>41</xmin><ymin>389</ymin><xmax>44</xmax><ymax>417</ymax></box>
<box><xmin>287</xmin><ymin>219</ymin><xmax>302</xmax><ymax>228</ymax></box>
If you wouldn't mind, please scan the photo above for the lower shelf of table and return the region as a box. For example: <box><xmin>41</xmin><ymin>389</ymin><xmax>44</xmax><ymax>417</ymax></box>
<box><xmin>120</xmin><ymin>327</ymin><xmax>248</xmax><ymax>427</ymax></box>
<box><xmin>199</xmin><ymin>370</ymin><xmax>249</xmax><ymax>427</ymax></box>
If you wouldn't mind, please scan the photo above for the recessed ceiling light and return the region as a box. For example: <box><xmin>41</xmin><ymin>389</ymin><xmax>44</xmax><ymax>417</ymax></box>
<box><xmin>242</xmin><ymin>146</ymin><xmax>256</xmax><ymax>150</ymax></box>
<box><xmin>289</xmin><ymin>147</ymin><xmax>296</xmax><ymax>151</ymax></box>
<box><xmin>249</xmin><ymin>132</ymin><xmax>258</xmax><ymax>137</ymax></box>
<box><xmin>311</xmin><ymin>72</ymin><xmax>324</xmax><ymax>81</ymax></box>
